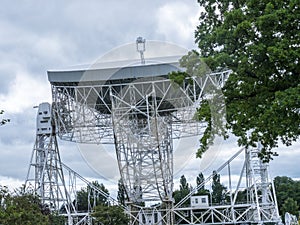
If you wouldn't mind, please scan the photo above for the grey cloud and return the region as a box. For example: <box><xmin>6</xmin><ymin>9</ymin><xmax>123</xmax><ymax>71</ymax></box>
<box><xmin>0</xmin><ymin>142</ymin><xmax>33</xmax><ymax>180</ymax></box>
<box><xmin>0</xmin><ymin>110</ymin><xmax>36</xmax><ymax>146</ymax></box>
<box><xmin>0</xmin><ymin>67</ymin><xmax>16</xmax><ymax>95</ymax></box>
<box><xmin>0</xmin><ymin>0</ymin><xmax>299</xmax><ymax>190</ymax></box>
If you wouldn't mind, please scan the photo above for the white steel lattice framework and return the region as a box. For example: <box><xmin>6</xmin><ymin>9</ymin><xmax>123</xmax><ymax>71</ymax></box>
<box><xmin>25</xmin><ymin>103</ymin><xmax>122</xmax><ymax>225</ymax></box>
<box><xmin>50</xmin><ymin>70</ymin><xmax>230</xmax><ymax>208</ymax></box>
<box><xmin>169</xmin><ymin>146</ymin><xmax>282</xmax><ymax>225</ymax></box>
<box><xmin>24</xmin><ymin>102</ymin><xmax>282</xmax><ymax>225</ymax></box>
<box><xmin>24</xmin><ymin>39</ymin><xmax>282</xmax><ymax>225</ymax></box>
<box><xmin>25</xmin><ymin>103</ymin><xmax>74</xmax><ymax>224</ymax></box>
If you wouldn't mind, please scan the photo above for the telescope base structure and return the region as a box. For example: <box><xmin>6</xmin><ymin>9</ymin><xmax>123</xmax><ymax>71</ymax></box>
<box><xmin>169</xmin><ymin>147</ymin><xmax>282</xmax><ymax>225</ymax></box>
<box><xmin>25</xmin><ymin>103</ymin><xmax>121</xmax><ymax>225</ymax></box>
<box><xmin>25</xmin><ymin>132</ymin><xmax>75</xmax><ymax>224</ymax></box>
<box><xmin>25</xmin><ymin>130</ymin><xmax>122</xmax><ymax>225</ymax></box>
<box><xmin>25</xmin><ymin>104</ymin><xmax>282</xmax><ymax>225</ymax></box>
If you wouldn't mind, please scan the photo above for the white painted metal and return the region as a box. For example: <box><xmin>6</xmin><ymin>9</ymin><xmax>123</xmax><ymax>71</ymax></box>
<box><xmin>136</xmin><ymin>37</ymin><xmax>146</xmax><ymax>64</ymax></box>
<box><xmin>50</xmin><ymin>71</ymin><xmax>230</xmax><ymax>207</ymax></box>
<box><xmin>49</xmin><ymin>68</ymin><xmax>235</xmax><ymax>225</ymax></box>
<box><xmin>36</xmin><ymin>102</ymin><xmax>52</xmax><ymax>135</ymax></box>
<box><xmin>191</xmin><ymin>196</ymin><xmax>209</xmax><ymax>208</ymax></box>
<box><xmin>285</xmin><ymin>212</ymin><xmax>298</xmax><ymax>225</ymax></box>
<box><xmin>26</xmin><ymin>103</ymin><xmax>74</xmax><ymax>224</ymax></box>
<box><xmin>167</xmin><ymin>146</ymin><xmax>282</xmax><ymax>225</ymax></box>
<box><xmin>26</xmin><ymin>103</ymin><xmax>122</xmax><ymax>225</ymax></box>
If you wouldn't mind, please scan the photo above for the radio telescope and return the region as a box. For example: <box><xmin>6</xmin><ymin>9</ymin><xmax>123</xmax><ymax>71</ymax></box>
<box><xmin>48</xmin><ymin>39</ymin><xmax>226</xmax><ymax>209</ymax></box>
<box><xmin>25</xmin><ymin>38</ymin><xmax>282</xmax><ymax>225</ymax></box>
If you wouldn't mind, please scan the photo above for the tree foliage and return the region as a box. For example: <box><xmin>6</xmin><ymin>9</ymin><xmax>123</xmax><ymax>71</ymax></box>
<box><xmin>48</xmin><ymin>213</ymin><xmax>65</xmax><ymax>225</ymax></box>
<box><xmin>282</xmin><ymin>197</ymin><xmax>299</xmax><ymax>218</ymax></box>
<box><xmin>196</xmin><ymin>95</ymin><xmax>227</xmax><ymax>157</ymax></box>
<box><xmin>211</xmin><ymin>171</ymin><xmax>227</xmax><ymax>204</ymax></box>
<box><xmin>173</xmin><ymin>175</ymin><xmax>191</xmax><ymax>206</ymax></box>
<box><xmin>196</xmin><ymin>173</ymin><xmax>210</xmax><ymax>196</ymax></box>
<box><xmin>169</xmin><ymin>51</ymin><xmax>211</xmax><ymax>86</ymax></box>
<box><xmin>169</xmin><ymin>50</ymin><xmax>228</xmax><ymax>157</ymax></box>
<box><xmin>117</xmin><ymin>179</ymin><xmax>128</xmax><ymax>206</ymax></box>
<box><xmin>196</xmin><ymin>173</ymin><xmax>205</xmax><ymax>191</ymax></box>
<box><xmin>179</xmin><ymin>175</ymin><xmax>189</xmax><ymax>191</ymax></box>
<box><xmin>274</xmin><ymin>176</ymin><xmax>300</xmax><ymax>218</ymax></box>
<box><xmin>92</xmin><ymin>205</ymin><xmax>129</xmax><ymax>225</ymax></box>
<box><xmin>0</xmin><ymin>110</ymin><xmax>10</xmax><ymax>126</ymax></box>
<box><xmin>76</xmin><ymin>181</ymin><xmax>109</xmax><ymax>212</ymax></box>
<box><xmin>0</xmin><ymin>186</ymin><xmax>49</xmax><ymax>225</ymax></box>
<box><xmin>195</xmin><ymin>0</ymin><xmax>300</xmax><ymax>160</ymax></box>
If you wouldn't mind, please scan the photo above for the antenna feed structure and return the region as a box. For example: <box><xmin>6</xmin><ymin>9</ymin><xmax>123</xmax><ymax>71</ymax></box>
<box><xmin>136</xmin><ymin>36</ymin><xmax>146</xmax><ymax>64</ymax></box>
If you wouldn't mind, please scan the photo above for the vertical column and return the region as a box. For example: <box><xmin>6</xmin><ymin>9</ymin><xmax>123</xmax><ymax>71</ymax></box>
<box><xmin>25</xmin><ymin>103</ymin><xmax>72</xmax><ymax>217</ymax></box>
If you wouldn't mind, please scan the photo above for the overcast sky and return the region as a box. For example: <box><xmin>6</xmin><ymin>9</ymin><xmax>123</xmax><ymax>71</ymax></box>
<box><xmin>0</xmin><ymin>0</ymin><xmax>299</xmax><ymax>195</ymax></box>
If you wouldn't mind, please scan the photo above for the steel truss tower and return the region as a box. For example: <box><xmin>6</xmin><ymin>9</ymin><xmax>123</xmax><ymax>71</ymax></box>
<box><xmin>25</xmin><ymin>103</ymin><xmax>73</xmax><ymax>222</ymax></box>
<box><xmin>171</xmin><ymin>146</ymin><xmax>281</xmax><ymax>225</ymax></box>
<box><xmin>246</xmin><ymin>145</ymin><xmax>280</xmax><ymax>223</ymax></box>
<box><xmin>26</xmin><ymin>103</ymin><xmax>121</xmax><ymax>225</ymax></box>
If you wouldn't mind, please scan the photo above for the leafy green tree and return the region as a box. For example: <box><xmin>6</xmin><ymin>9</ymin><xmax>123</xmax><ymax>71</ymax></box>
<box><xmin>211</xmin><ymin>171</ymin><xmax>227</xmax><ymax>204</ymax></box>
<box><xmin>117</xmin><ymin>179</ymin><xmax>128</xmax><ymax>206</ymax></box>
<box><xmin>179</xmin><ymin>175</ymin><xmax>189</xmax><ymax>191</ymax></box>
<box><xmin>196</xmin><ymin>172</ymin><xmax>210</xmax><ymax>196</ymax></box>
<box><xmin>234</xmin><ymin>189</ymin><xmax>248</xmax><ymax>204</ymax></box>
<box><xmin>49</xmin><ymin>213</ymin><xmax>65</xmax><ymax>225</ymax></box>
<box><xmin>0</xmin><ymin>186</ymin><xmax>49</xmax><ymax>225</ymax></box>
<box><xmin>196</xmin><ymin>173</ymin><xmax>205</xmax><ymax>190</ymax></box>
<box><xmin>169</xmin><ymin>51</ymin><xmax>211</xmax><ymax>86</ymax></box>
<box><xmin>169</xmin><ymin>71</ymin><xmax>189</xmax><ymax>86</ymax></box>
<box><xmin>274</xmin><ymin>176</ymin><xmax>294</xmax><ymax>208</ymax></box>
<box><xmin>173</xmin><ymin>175</ymin><xmax>190</xmax><ymax>206</ymax></box>
<box><xmin>194</xmin><ymin>0</ymin><xmax>300</xmax><ymax>161</ymax></box>
<box><xmin>92</xmin><ymin>205</ymin><xmax>129</xmax><ymax>225</ymax></box>
<box><xmin>273</xmin><ymin>176</ymin><xmax>300</xmax><ymax>218</ymax></box>
<box><xmin>169</xmin><ymin>51</ymin><xmax>228</xmax><ymax>158</ymax></box>
<box><xmin>76</xmin><ymin>181</ymin><xmax>109</xmax><ymax>212</ymax></box>
<box><xmin>282</xmin><ymin>197</ymin><xmax>299</xmax><ymax>218</ymax></box>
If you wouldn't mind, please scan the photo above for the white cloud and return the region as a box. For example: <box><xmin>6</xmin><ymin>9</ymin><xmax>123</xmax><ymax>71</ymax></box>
<box><xmin>33</xmin><ymin>35</ymin><xmax>76</xmax><ymax>64</ymax></box>
<box><xmin>0</xmin><ymin>176</ymin><xmax>24</xmax><ymax>190</ymax></box>
<box><xmin>0</xmin><ymin>0</ymin><xmax>299</xmax><ymax>197</ymax></box>
<box><xmin>155</xmin><ymin>1</ymin><xmax>200</xmax><ymax>49</ymax></box>
<box><xmin>0</xmin><ymin>69</ymin><xmax>51</xmax><ymax>113</ymax></box>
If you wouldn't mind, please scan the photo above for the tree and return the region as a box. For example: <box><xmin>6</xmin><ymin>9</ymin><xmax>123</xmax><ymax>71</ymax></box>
<box><xmin>49</xmin><ymin>213</ymin><xmax>65</xmax><ymax>225</ymax></box>
<box><xmin>234</xmin><ymin>189</ymin><xmax>248</xmax><ymax>204</ymax></box>
<box><xmin>0</xmin><ymin>186</ymin><xmax>49</xmax><ymax>225</ymax></box>
<box><xmin>196</xmin><ymin>172</ymin><xmax>205</xmax><ymax>190</ymax></box>
<box><xmin>282</xmin><ymin>197</ymin><xmax>299</xmax><ymax>218</ymax></box>
<box><xmin>196</xmin><ymin>172</ymin><xmax>210</xmax><ymax>196</ymax></box>
<box><xmin>92</xmin><ymin>205</ymin><xmax>129</xmax><ymax>225</ymax></box>
<box><xmin>0</xmin><ymin>185</ymin><xmax>66</xmax><ymax>225</ymax></box>
<box><xmin>117</xmin><ymin>179</ymin><xmax>128</xmax><ymax>206</ymax></box>
<box><xmin>169</xmin><ymin>51</ymin><xmax>228</xmax><ymax>157</ymax></box>
<box><xmin>194</xmin><ymin>0</ymin><xmax>300</xmax><ymax>161</ymax></box>
<box><xmin>76</xmin><ymin>181</ymin><xmax>109</xmax><ymax>212</ymax></box>
<box><xmin>0</xmin><ymin>110</ymin><xmax>10</xmax><ymax>126</ymax></box>
<box><xmin>273</xmin><ymin>176</ymin><xmax>300</xmax><ymax>217</ymax></box>
<box><xmin>211</xmin><ymin>171</ymin><xmax>227</xmax><ymax>204</ymax></box>
<box><xmin>179</xmin><ymin>175</ymin><xmax>189</xmax><ymax>191</ymax></box>
<box><xmin>173</xmin><ymin>175</ymin><xmax>190</xmax><ymax>206</ymax></box>
<box><xmin>169</xmin><ymin>51</ymin><xmax>211</xmax><ymax>85</ymax></box>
